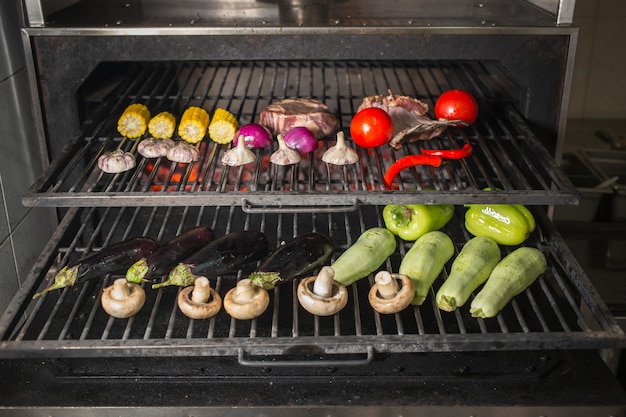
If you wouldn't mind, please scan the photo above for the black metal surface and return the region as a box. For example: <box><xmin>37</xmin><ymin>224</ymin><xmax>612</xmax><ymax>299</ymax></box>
<box><xmin>23</xmin><ymin>60</ymin><xmax>579</xmax><ymax>208</ymax></box>
<box><xmin>1</xmin><ymin>350</ymin><xmax>625</xmax><ymax>411</ymax></box>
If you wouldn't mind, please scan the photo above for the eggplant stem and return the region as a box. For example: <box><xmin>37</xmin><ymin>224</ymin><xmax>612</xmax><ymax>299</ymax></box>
<box><xmin>33</xmin><ymin>265</ymin><xmax>80</xmax><ymax>298</ymax></box>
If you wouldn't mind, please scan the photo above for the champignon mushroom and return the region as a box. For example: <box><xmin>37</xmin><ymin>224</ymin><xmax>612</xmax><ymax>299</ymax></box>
<box><xmin>297</xmin><ymin>266</ymin><xmax>348</xmax><ymax>316</ymax></box>
<box><xmin>368</xmin><ymin>271</ymin><xmax>414</xmax><ymax>314</ymax></box>
<box><xmin>223</xmin><ymin>279</ymin><xmax>270</xmax><ymax>320</ymax></box>
<box><xmin>101</xmin><ymin>278</ymin><xmax>146</xmax><ymax>318</ymax></box>
<box><xmin>177</xmin><ymin>276</ymin><xmax>222</xmax><ymax>319</ymax></box>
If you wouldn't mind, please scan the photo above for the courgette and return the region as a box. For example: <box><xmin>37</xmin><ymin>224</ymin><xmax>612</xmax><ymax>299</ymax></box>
<box><xmin>398</xmin><ymin>231</ymin><xmax>454</xmax><ymax>305</ymax></box>
<box><xmin>435</xmin><ymin>236</ymin><xmax>501</xmax><ymax>312</ymax></box>
<box><xmin>469</xmin><ymin>247</ymin><xmax>547</xmax><ymax>318</ymax></box>
<box><xmin>331</xmin><ymin>227</ymin><xmax>397</xmax><ymax>287</ymax></box>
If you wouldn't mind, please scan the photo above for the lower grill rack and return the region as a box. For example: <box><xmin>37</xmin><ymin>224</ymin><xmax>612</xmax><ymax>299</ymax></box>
<box><xmin>0</xmin><ymin>204</ymin><xmax>623</xmax><ymax>361</ymax></box>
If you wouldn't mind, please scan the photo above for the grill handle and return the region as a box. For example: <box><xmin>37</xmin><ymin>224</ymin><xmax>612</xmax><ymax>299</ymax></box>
<box><xmin>241</xmin><ymin>198</ymin><xmax>359</xmax><ymax>213</ymax></box>
<box><xmin>237</xmin><ymin>346</ymin><xmax>374</xmax><ymax>367</ymax></box>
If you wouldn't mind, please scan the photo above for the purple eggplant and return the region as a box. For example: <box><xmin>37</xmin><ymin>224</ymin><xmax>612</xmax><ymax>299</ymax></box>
<box><xmin>153</xmin><ymin>230</ymin><xmax>270</xmax><ymax>289</ymax></box>
<box><xmin>248</xmin><ymin>232</ymin><xmax>334</xmax><ymax>290</ymax></box>
<box><xmin>33</xmin><ymin>237</ymin><xmax>158</xmax><ymax>298</ymax></box>
<box><xmin>126</xmin><ymin>226</ymin><xmax>214</xmax><ymax>284</ymax></box>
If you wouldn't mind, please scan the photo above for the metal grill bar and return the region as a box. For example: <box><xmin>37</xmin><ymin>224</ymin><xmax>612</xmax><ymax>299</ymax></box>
<box><xmin>0</xmin><ymin>203</ymin><xmax>623</xmax><ymax>360</ymax></box>
<box><xmin>24</xmin><ymin>60</ymin><xmax>580</xmax><ymax>208</ymax></box>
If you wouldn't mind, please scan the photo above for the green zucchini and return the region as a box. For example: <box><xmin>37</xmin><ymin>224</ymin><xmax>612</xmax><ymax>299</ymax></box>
<box><xmin>331</xmin><ymin>227</ymin><xmax>396</xmax><ymax>287</ymax></box>
<box><xmin>435</xmin><ymin>236</ymin><xmax>501</xmax><ymax>312</ymax></box>
<box><xmin>398</xmin><ymin>231</ymin><xmax>454</xmax><ymax>305</ymax></box>
<box><xmin>470</xmin><ymin>247</ymin><xmax>547</xmax><ymax>318</ymax></box>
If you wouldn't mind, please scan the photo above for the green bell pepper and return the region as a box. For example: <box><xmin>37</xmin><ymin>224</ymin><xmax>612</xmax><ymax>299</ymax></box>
<box><xmin>464</xmin><ymin>203</ymin><xmax>536</xmax><ymax>246</ymax></box>
<box><xmin>383</xmin><ymin>204</ymin><xmax>454</xmax><ymax>241</ymax></box>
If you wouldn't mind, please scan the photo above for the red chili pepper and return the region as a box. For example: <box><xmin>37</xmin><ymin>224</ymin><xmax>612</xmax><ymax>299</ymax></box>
<box><xmin>383</xmin><ymin>154</ymin><xmax>443</xmax><ymax>189</ymax></box>
<box><xmin>421</xmin><ymin>143</ymin><xmax>473</xmax><ymax>159</ymax></box>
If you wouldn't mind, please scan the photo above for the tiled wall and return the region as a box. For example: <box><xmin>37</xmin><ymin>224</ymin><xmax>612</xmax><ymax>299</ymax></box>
<box><xmin>569</xmin><ymin>0</ymin><xmax>626</xmax><ymax>119</ymax></box>
<box><xmin>0</xmin><ymin>1</ymin><xmax>56</xmax><ymax>314</ymax></box>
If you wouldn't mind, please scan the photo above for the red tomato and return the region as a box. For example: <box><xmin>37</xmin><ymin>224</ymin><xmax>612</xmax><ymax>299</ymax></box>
<box><xmin>350</xmin><ymin>107</ymin><xmax>394</xmax><ymax>148</ymax></box>
<box><xmin>434</xmin><ymin>90</ymin><xmax>478</xmax><ymax>125</ymax></box>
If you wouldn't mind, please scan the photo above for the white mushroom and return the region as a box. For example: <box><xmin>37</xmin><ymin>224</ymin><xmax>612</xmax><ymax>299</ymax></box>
<box><xmin>297</xmin><ymin>266</ymin><xmax>348</xmax><ymax>316</ymax></box>
<box><xmin>223</xmin><ymin>279</ymin><xmax>270</xmax><ymax>320</ymax></box>
<box><xmin>368</xmin><ymin>271</ymin><xmax>414</xmax><ymax>314</ymax></box>
<box><xmin>177</xmin><ymin>277</ymin><xmax>222</xmax><ymax>319</ymax></box>
<box><xmin>101</xmin><ymin>278</ymin><xmax>146</xmax><ymax>318</ymax></box>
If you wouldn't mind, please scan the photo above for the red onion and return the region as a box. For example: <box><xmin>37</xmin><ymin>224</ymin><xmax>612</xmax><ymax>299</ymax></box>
<box><xmin>283</xmin><ymin>127</ymin><xmax>318</xmax><ymax>153</ymax></box>
<box><xmin>233</xmin><ymin>123</ymin><xmax>273</xmax><ymax>149</ymax></box>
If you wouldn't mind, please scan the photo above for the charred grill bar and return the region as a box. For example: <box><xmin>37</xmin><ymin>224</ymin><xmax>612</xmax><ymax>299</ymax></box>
<box><xmin>2</xmin><ymin>0</ymin><xmax>625</xmax><ymax>415</ymax></box>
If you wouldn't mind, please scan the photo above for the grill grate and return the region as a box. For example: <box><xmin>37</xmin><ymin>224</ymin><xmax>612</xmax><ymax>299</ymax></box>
<box><xmin>24</xmin><ymin>60</ymin><xmax>578</xmax><ymax>208</ymax></box>
<box><xmin>0</xmin><ymin>203</ymin><xmax>623</xmax><ymax>361</ymax></box>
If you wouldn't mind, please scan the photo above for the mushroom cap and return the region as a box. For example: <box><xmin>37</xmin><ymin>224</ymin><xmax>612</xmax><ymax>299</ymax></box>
<box><xmin>368</xmin><ymin>273</ymin><xmax>414</xmax><ymax>314</ymax></box>
<box><xmin>101</xmin><ymin>278</ymin><xmax>146</xmax><ymax>319</ymax></box>
<box><xmin>223</xmin><ymin>279</ymin><xmax>270</xmax><ymax>320</ymax></box>
<box><xmin>177</xmin><ymin>283</ymin><xmax>222</xmax><ymax>320</ymax></box>
<box><xmin>297</xmin><ymin>276</ymin><xmax>348</xmax><ymax>316</ymax></box>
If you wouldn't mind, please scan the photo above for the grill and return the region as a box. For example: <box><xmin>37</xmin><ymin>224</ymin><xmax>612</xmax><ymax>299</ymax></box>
<box><xmin>4</xmin><ymin>0</ymin><xmax>626</xmax><ymax>414</ymax></box>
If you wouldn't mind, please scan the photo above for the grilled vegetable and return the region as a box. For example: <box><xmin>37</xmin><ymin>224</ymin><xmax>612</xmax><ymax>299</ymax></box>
<box><xmin>297</xmin><ymin>266</ymin><xmax>348</xmax><ymax>316</ymax></box>
<box><xmin>167</xmin><ymin>141</ymin><xmax>200</xmax><ymax>163</ymax></box>
<box><xmin>465</xmin><ymin>203</ymin><xmax>536</xmax><ymax>246</ymax></box>
<box><xmin>33</xmin><ymin>237</ymin><xmax>158</xmax><ymax>298</ymax></box>
<box><xmin>222</xmin><ymin>136</ymin><xmax>257</xmax><ymax>166</ymax></box>
<box><xmin>101</xmin><ymin>279</ymin><xmax>146</xmax><ymax>319</ymax></box>
<box><xmin>98</xmin><ymin>149</ymin><xmax>136</xmax><ymax>173</ymax></box>
<box><xmin>138</xmin><ymin>137</ymin><xmax>175</xmax><ymax>158</ymax></box>
<box><xmin>331</xmin><ymin>227</ymin><xmax>396</xmax><ymax>287</ymax></box>
<box><xmin>178</xmin><ymin>106</ymin><xmax>210</xmax><ymax>144</ymax></box>
<box><xmin>154</xmin><ymin>231</ymin><xmax>270</xmax><ymax>289</ymax></box>
<box><xmin>283</xmin><ymin>126</ymin><xmax>318</xmax><ymax>153</ymax></box>
<box><xmin>234</xmin><ymin>123</ymin><xmax>273</xmax><ymax>149</ymax></box>
<box><xmin>117</xmin><ymin>103</ymin><xmax>150</xmax><ymax>139</ymax></box>
<box><xmin>177</xmin><ymin>277</ymin><xmax>222</xmax><ymax>319</ymax></box>
<box><xmin>470</xmin><ymin>247</ymin><xmax>547</xmax><ymax>318</ymax></box>
<box><xmin>209</xmin><ymin>108</ymin><xmax>239</xmax><ymax>144</ymax></box>
<box><xmin>435</xmin><ymin>236</ymin><xmax>501</xmax><ymax>312</ymax></box>
<box><xmin>248</xmin><ymin>232</ymin><xmax>334</xmax><ymax>290</ymax></box>
<box><xmin>148</xmin><ymin>111</ymin><xmax>176</xmax><ymax>139</ymax></box>
<box><xmin>270</xmin><ymin>134</ymin><xmax>301</xmax><ymax>165</ymax></box>
<box><xmin>398</xmin><ymin>231</ymin><xmax>454</xmax><ymax>305</ymax></box>
<box><xmin>383</xmin><ymin>203</ymin><xmax>454</xmax><ymax>241</ymax></box>
<box><xmin>322</xmin><ymin>131</ymin><xmax>359</xmax><ymax>165</ymax></box>
<box><xmin>126</xmin><ymin>226</ymin><xmax>214</xmax><ymax>284</ymax></box>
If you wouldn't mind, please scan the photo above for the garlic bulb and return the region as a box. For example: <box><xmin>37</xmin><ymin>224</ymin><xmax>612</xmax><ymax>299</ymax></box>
<box><xmin>167</xmin><ymin>141</ymin><xmax>200</xmax><ymax>163</ymax></box>
<box><xmin>270</xmin><ymin>134</ymin><xmax>301</xmax><ymax>166</ymax></box>
<box><xmin>322</xmin><ymin>132</ymin><xmax>359</xmax><ymax>165</ymax></box>
<box><xmin>221</xmin><ymin>135</ymin><xmax>256</xmax><ymax>166</ymax></box>
<box><xmin>98</xmin><ymin>149</ymin><xmax>136</xmax><ymax>173</ymax></box>
<box><xmin>138</xmin><ymin>138</ymin><xmax>175</xmax><ymax>158</ymax></box>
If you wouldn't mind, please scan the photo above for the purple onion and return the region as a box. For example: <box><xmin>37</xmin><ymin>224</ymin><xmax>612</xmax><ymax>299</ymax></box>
<box><xmin>283</xmin><ymin>127</ymin><xmax>318</xmax><ymax>153</ymax></box>
<box><xmin>233</xmin><ymin>123</ymin><xmax>273</xmax><ymax>149</ymax></box>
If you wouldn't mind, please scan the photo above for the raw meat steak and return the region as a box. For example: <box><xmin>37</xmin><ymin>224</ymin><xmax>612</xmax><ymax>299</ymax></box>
<box><xmin>259</xmin><ymin>98</ymin><xmax>340</xmax><ymax>139</ymax></box>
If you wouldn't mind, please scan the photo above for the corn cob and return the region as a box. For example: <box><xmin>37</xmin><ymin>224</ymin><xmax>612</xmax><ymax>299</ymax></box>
<box><xmin>117</xmin><ymin>103</ymin><xmax>150</xmax><ymax>139</ymax></box>
<box><xmin>208</xmin><ymin>108</ymin><xmax>239</xmax><ymax>144</ymax></box>
<box><xmin>178</xmin><ymin>106</ymin><xmax>210</xmax><ymax>144</ymax></box>
<box><xmin>148</xmin><ymin>111</ymin><xmax>176</xmax><ymax>139</ymax></box>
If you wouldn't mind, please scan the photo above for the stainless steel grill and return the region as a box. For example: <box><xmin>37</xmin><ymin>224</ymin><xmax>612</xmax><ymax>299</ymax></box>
<box><xmin>1</xmin><ymin>201</ymin><xmax>622</xmax><ymax>363</ymax></box>
<box><xmin>24</xmin><ymin>60</ymin><xmax>578</xmax><ymax>209</ymax></box>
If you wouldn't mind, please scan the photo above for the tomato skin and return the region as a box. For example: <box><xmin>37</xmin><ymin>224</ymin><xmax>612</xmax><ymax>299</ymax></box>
<box><xmin>434</xmin><ymin>90</ymin><xmax>478</xmax><ymax>125</ymax></box>
<box><xmin>350</xmin><ymin>107</ymin><xmax>394</xmax><ymax>148</ymax></box>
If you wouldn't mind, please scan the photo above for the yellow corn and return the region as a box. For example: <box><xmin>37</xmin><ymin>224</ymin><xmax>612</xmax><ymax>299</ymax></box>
<box><xmin>178</xmin><ymin>106</ymin><xmax>210</xmax><ymax>144</ymax></box>
<box><xmin>208</xmin><ymin>108</ymin><xmax>239</xmax><ymax>145</ymax></box>
<box><xmin>148</xmin><ymin>111</ymin><xmax>176</xmax><ymax>139</ymax></box>
<box><xmin>117</xmin><ymin>103</ymin><xmax>150</xmax><ymax>139</ymax></box>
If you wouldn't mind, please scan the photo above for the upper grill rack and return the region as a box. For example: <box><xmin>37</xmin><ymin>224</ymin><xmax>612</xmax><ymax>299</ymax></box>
<box><xmin>24</xmin><ymin>60</ymin><xmax>578</xmax><ymax>208</ymax></box>
<box><xmin>0</xmin><ymin>204</ymin><xmax>623</xmax><ymax>360</ymax></box>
